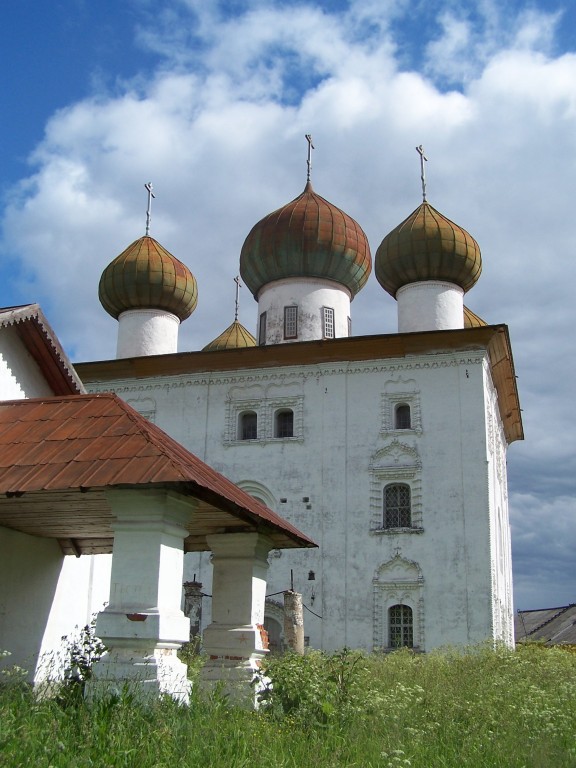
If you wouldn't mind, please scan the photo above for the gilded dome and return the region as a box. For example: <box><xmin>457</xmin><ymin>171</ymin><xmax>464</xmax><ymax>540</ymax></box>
<box><xmin>202</xmin><ymin>320</ymin><xmax>256</xmax><ymax>351</ymax></box>
<box><xmin>99</xmin><ymin>236</ymin><xmax>198</xmax><ymax>321</ymax></box>
<box><xmin>375</xmin><ymin>202</ymin><xmax>482</xmax><ymax>297</ymax></box>
<box><xmin>240</xmin><ymin>181</ymin><xmax>371</xmax><ymax>298</ymax></box>
<box><xmin>463</xmin><ymin>305</ymin><xmax>487</xmax><ymax>328</ymax></box>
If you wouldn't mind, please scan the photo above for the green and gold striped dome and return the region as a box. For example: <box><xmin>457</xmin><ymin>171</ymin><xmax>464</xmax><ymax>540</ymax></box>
<box><xmin>99</xmin><ymin>236</ymin><xmax>198</xmax><ymax>321</ymax></box>
<box><xmin>202</xmin><ymin>320</ymin><xmax>256</xmax><ymax>351</ymax></box>
<box><xmin>240</xmin><ymin>182</ymin><xmax>372</xmax><ymax>298</ymax></box>
<box><xmin>375</xmin><ymin>202</ymin><xmax>482</xmax><ymax>297</ymax></box>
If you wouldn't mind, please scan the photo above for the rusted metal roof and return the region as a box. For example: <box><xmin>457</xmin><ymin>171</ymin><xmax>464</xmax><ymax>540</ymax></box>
<box><xmin>515</xmin><ymin>605</ymin><xmax>576</xmax><ymax>646</ymax></box>
<box><xmin>76</xmin><ymin>325</ymin><xmax>523</xmax><ymax>444</ymax></box>
<box><xmin>0</xmin><ymin>304</ymin><xmax>84</xmax><ymax>395</ymax></box>
<box><xmin>0</xmin><ymin>393</ymin><xmax>315</xmax><ymax>555</ymax></box>
<box><xmin>240</xmin><ymin>181</ymin><xmax>372</xmax><ymax>298</ymax></box>
<box><xmin>99</xmin><ymin>236</ymin><xmax>198</xmax><ymax>321</ymax></box>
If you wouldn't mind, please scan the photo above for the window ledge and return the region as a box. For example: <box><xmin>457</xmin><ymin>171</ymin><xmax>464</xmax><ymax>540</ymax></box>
<box><xmin>370</xmin><ymin>527</ymin><xmax>424</xmax><ymax>536</ymax></box>
<box><xmin>225</xmin><ymin>436</ymin><xmax>304</xmax><ymax>446</ymax></box>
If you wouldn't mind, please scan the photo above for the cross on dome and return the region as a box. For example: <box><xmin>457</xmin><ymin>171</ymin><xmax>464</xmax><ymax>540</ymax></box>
<box><xmin>416</xmin><ymin>146</ymin><xmax>428</xmax><ymax>202</ymax></box>
<box><xmin>144</xmin><ymin>182</ymin><xmax>155</xmax><ymax>235</ymax></box>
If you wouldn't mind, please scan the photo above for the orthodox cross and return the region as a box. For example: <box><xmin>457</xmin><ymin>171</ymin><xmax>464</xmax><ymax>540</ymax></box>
<box><xmin>305</xmin><ymin>134</ymin><xmax>314</xmax><ymax>182</ymax></box>
<box><xmin>234</xmin><ymin>275</ymin><xmax>242</xmax><ymax>321</ymax></box>
<box><xmin>416</xmin><ymin>145</ymin><xmax>428</xmax><ymax>202</ymax></box>
<box><xmin>144</xmin><ymin>182</ymin><xmax>155</xmax><ymax>235</ymax></box>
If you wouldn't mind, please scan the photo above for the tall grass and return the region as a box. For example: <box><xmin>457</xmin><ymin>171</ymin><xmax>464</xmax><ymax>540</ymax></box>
<box><xmin>1</xmin><ymin>644</ymin><xmax>575</xmax><ymax>767</ymax></box>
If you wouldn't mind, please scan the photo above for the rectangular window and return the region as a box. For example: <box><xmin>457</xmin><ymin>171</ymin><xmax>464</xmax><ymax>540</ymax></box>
<box><xmin>258</xmin><ymin>312</ymin><xmax>267</xmax><ymax>346</ymax></box>
<box><xmin>347</xmin><ymin>316</ymin><xmax>351</xmax><ymax>336</ymax></box>
<box><xmin>322</xmin><ymin>307</ymin><xmax>335</xmax><ymax>339</ymax></box>
<box><xmin>284</xmin><ymin>306</ymin><xmax>298</xmax><ymax>339</ymax></box>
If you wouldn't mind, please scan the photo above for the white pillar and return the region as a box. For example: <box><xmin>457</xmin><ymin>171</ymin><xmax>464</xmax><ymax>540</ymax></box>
<box><xmin>200</xmin><ymin>533</ymin><xmax>273</xmax><ymax>703</ymax></box>
<box><xmin>396</xmin><ymin>280</ymin><xmax>464</xmax><ymax>332</ymax></box>
<box><xmin>116</xmin><ymin>309</ymin><xmax>180</xmax><ymax>358</ymax></box>
<box><xmin>87</xmin><ymin>490</ymin><xmax>191</xmax><ymax>703</ymax></box>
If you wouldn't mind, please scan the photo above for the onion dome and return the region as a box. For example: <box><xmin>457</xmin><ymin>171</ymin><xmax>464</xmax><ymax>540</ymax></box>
<box><xmin>202</xmin><ymin>320</ymin><xmax>256</xmax><ymax>351</ymax></box>
<box><xmin>99</xmin><ymin>236</ymin><xmax>198</xmax><ymax>321</ymax></box>
<box><xmin>375</xmin><ymin>202</ymin><xmax>482</xmax><ymax>297</ymax></box>
<box><xmin>240</xmin><ymin>182</ymin><xmax>372</xmax><ymax>299</ymax></box>
<box><xmin>463</xmin><ymin>306</ymin><xmax>487</xmax><ymax>328</ymax></box>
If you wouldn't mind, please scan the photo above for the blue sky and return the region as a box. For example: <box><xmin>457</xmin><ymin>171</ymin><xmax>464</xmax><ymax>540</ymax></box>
<box><xmin>1</xmin><ymin>0</ymin><xmax>575</xmax><ymax>614</ymax></box>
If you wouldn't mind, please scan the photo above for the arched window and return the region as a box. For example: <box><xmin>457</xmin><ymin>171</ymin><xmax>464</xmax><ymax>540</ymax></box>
<box><xmin>388</xmin><ymin>604</ymin><xmax>413</xmax><ymax>648</ymax></box>
<box><xmin>395</xmin><ymin>404</ymin><xmax>411</xmax><ymax>430</ymax></box>
<box><xmin>275</xmin><ymin>409</ymin><xmax>294</xmax><ymax>438</ymax></box>
<box><xmin>383</xmin><ymin>483</ymin><xmax>411</xmax><ymax>528</ymax></box>
<box><xmin>239</xmin><ymin>411</ymin><xmax>257</xmax><ymax>440</ymax></box>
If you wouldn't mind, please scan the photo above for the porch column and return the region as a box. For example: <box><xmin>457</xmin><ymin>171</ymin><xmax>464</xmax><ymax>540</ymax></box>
<box><xmin>200</xmin><ymin>533</ymin><xmax>273</xmax><ymax>702</ymax></box>
<box><xmin>86</xmin><ymin>489</ymin><xmax>191</xmax><ymax>703</ymax></box>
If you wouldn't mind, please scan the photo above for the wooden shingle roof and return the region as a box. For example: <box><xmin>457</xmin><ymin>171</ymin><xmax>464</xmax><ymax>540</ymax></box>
<box><xmin>0</xmin><ymin>393</ymin><xmax>315</xmax><ymax>555</ymax></box>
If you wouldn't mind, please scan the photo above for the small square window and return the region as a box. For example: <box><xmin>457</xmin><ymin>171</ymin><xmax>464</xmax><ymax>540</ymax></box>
<box><xmin>239</xmin><ymin>411</ymin><xmax>258</xmax><ymax>440</ymax></box>
<box><xmin>395</xmin><ymin>404</ymin><xmax>411</xmax><ymax>430</ymax></box>
<box><xmin>275</xmin><ymin>409</ymin><xmax>294</xmax><ymax>438</ymax></box>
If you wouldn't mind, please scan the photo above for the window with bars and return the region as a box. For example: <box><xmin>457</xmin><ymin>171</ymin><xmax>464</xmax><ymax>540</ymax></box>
<box><xmin>275</xmin><ymin>409</ymin><xmax>294</xmax><ymax>438</ymax></box>
<box><xmin>258</xmin><ymin>312</ymin><xmax>267</xmax><ymax>346</ymax></box>
<box><xmin>395</xmin><ymin>404</ymin><xmax>411</xmax><ymax>430</ymax></box>
<box><xmin>322</xmin><ymin>306</ymin><xmax>335</xmax><ymax>338</ymax></box>
<box><xmin>284</xmin><ymin>306</ymin><xmax>298</xmax><ymax>339</ymax></box>
<box><xmin>388</xmin><ymin>604</ymin><xmax>414</xmax><ymax>648</ymax></box>
<box><xmin>383</xmin><ymin>483</ymin><xmax>411</xmax><ymax>528</ymax></box>
<box><xmin>239</xmin><ymin>411</ymin><xmax>258</xmax><ymax>440</ymax></box>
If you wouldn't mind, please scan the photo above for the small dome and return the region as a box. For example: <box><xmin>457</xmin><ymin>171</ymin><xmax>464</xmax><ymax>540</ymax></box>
<box><xmin>240</xmin><ymin>182</ymin><xmax>371</xmax><ymax>299</ymax></box>
<box><xmin>463</xmin><ymin>305</ymin><xmax>487</xmax><ymax>328</ymax></box>
<box><xmin>375</xmin><ymin>202</ymin><xmax>482</xmax><ymax>297</ymax></box>
<box><xmin>202</xmin><ymin>320</ymin><xmax>256</xmax><ymax>351</ymax></box>
<box><xmin>99</xmin><ymin>236</ymin><xmax>198</xmax><ymax>321</ymax></box>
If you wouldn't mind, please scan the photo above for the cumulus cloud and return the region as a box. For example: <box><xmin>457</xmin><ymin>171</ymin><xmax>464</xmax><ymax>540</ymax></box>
<box><xmin>1</xmin><ymin>0</ymin><xmax>575</xmax><ymax>609</ymax></box>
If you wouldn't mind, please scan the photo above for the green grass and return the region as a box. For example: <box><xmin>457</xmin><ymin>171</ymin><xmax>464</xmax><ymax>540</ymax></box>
<box><xmin>1</xmin><ymin>644</ymin><xmax>575</xmax><ymax>767</ymax></box>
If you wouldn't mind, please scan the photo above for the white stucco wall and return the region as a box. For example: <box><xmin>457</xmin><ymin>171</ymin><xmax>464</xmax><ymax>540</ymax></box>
<box><xmin>116</xmin><ymin>309</ymin><xmax>180</xmax><ymax>359</ymax></box>
<box><xmin>396</xmin><ymin>281</ymin><xmax>464</xmax><ymax>332</ymax></box>
<box><xmin>257</xmin><ymin>278</ymin><xmax>352</xmax><ymax>343</ymax></box>
<box><xmin>86</xmin><ymin>344</ymin><xmax>511</xmax><ymax>653</ymax></box>
<box><xmin>0</xmin><ymin>325</ymin><xmax>54</xmax><ymax>399</ymax></box>
<box><xmin>0</xmin><ymin>527</ymin><xmax>111</xmax><ymax>683</ymax></box>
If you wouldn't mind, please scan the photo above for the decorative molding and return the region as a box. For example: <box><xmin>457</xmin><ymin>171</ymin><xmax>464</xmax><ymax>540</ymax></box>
<box><xmin>235</xmin><ymin>479</ymin><xmax>278</xmax><ymax>511</ymax></box>
<box><xmin>369</xmin><ymin>441</ymin><xmax>423</xmax><ymax>531</ymax></box>
<box><xmin>373</xmin><ymin>554</ymin><xmax>425</xmax><ymax>651</ymax></box>
<box><xmin>225</xmin><ymin>394</ymin><xmax>304</xmax><ymax>445</ymax></box>
<box><xmin>380</xmin><ymin>377</ymin><xmax>422</xmax><ymax>434</ymax></box>
<box><xmin>84</xmin><ymin>353</ymin><xmax>487</xmax><ymax>395</ymax></box>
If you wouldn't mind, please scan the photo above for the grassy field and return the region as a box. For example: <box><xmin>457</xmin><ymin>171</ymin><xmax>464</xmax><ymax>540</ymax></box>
<box><xmin>1</xmin><ymin>644</ymin><xmax>575</xmax><ymax>767</ymax></box>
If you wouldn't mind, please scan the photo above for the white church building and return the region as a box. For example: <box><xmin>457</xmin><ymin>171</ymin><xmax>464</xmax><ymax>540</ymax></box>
<box><xmin>76</xmin><ymin>151</ymin><xmax>523</xmax><ymax>655</ymax></box>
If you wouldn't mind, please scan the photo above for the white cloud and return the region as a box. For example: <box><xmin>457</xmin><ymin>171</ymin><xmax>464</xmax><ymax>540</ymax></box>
<box><xmin>1</xmin><ymin>0</ymin><xmax>575</xmax><ymax>609</ymax></box>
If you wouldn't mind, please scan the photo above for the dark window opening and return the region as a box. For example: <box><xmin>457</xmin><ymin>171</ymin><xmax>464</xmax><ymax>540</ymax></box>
<box><xmin>384</xmin><ymin>483</ymin><xmax>411</xmax><ymax>528</ymax></box>
<box><xmin>389</xmin><ymin>604</ymin><xmax>413</xmax><ymax>648</ymax></box>
<box><xmin>275</xmin><ymin>409</ymin><xmax>294</xmax><ymax>438</ymax></box>
<box><xmin>240</xmin><ymin>411</ymin><xmax>258</xmax><ymax>440</ymax></box>
<box><xmin>395</xmin><ymin>404</ymin><xmax>411</xmax><ymax>430</ymax></box>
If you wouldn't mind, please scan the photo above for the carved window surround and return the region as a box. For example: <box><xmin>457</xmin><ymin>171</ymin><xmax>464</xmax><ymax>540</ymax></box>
<box><xmin>225</xmin><ymin>395</ymin><xmax>304</xmax><ymax>445</ymax></box>
<box><xmin>373</xmin><ymin>554</ymin><xmax>425</xmax><ymax>652</ymax></box>
<box><xmin>369</xmin><ymin>441</ymin><xmax>423</xmax><ymax>533</ymax></box>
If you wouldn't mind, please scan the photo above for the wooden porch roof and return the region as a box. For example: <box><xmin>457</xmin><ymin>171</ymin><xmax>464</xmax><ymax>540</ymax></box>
<box><xmin>0</xmin><ymin>394</ymin><xmax>315</xmax><ymax>555</ymax></box>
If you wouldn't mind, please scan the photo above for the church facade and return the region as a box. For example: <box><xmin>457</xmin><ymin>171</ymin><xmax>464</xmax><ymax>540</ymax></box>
<box><xmin>77</xmin><ymin>160</ymin><xmax>523</xmax><ymax>653</ymax></box>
